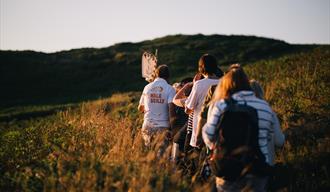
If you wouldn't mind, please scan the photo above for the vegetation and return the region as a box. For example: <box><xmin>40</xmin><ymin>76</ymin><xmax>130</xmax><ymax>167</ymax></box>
<box><xmin>245</xmin><ymin>47</ymin><xmax>330</xmax><ymax>191</ymax></box>
<box><xmin>0</xmin><ymin>35</ymin><xmax>329</xmax><ymax>191</ymax></box>
<box><xmin>0</xmin><ymin>34</ymin><xmax>317</xmax><ymax>107</ymax></box>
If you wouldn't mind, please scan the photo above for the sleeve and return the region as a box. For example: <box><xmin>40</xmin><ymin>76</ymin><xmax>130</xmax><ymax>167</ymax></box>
<box><xmin>202</xmin><ymin>102</ymin><xmax>223</xmax><ymax>149</ymax></box>
<box><xmin>185</xmin><ymin>83</ymin><xmax>199</xmax><ymax>110</ymax></box>
<box><xmin>139</xmin><ymin>86</ymin><xmax>147</xmax><ymax>105</ymax></box>
<box><xmin>168</xmin><ymin>87</ymin><xmax>176</xmax><ymax>104</ymax></box>
<box><xmin>272</xmin><ymin>112</ymin><xmax>285</xmax><ymax>147</ymax></box>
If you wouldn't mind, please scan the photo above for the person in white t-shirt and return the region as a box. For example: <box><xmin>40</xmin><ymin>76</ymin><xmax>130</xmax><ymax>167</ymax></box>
<box><xmin>185</xmin><ymin>54</ymin><xmax>221</xmax><ymax>148</ymax></box>
<box><xmin>138</xmin><ymin>65</ymin><xmax>176</xmax><ymax>146</ymax></box>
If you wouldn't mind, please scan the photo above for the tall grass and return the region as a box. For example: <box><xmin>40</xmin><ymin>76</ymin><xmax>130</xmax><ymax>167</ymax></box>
<box><xmin>1</xmin><ymin>48</ymin><xmax>329</xmax><ymax>191</ymax></box>
<box><xmin>0</xmin><ymin>93</ymin><xmax>194</xmax><ymax>191</ymax></box>
<box><xmin>245</xmin><ymin>47</ymin><xmax>330</xmax><ymax>191</ymax></box>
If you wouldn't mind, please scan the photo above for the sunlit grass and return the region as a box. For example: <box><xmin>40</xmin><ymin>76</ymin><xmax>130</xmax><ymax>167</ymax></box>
<box><xmin>1</xmin><ymin>47</ymin><xmax>329</xmax><ymax>191</ymax></box>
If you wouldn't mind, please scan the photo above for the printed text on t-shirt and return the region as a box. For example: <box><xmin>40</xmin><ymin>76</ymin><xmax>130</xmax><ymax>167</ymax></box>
<box><xmin>150</xmin><ymin>93</ymin><xmax>164</xmax><ymax>103</ymax></box>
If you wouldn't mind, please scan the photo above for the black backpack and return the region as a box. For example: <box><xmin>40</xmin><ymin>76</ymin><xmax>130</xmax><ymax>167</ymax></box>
<box><xmin>210</xmin><ymin>98</ymin><xmax>270</xmax><ymax>181</ymax></box>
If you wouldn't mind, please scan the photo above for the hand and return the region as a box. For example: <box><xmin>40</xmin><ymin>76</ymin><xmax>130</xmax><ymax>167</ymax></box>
<box><xmin>165</xmin><ymin>130</ymin><xmax>172</xmax><ymax>141</ymax></box>
<box><xmin>196</xmin><ymin>136</ymin><xmax>204</xmax><ymax>148</ymax></box>
<box><xmin>183</xmin><ymin>82</ymin><xmax>193</xmax><ymax>89</ymax></box>
<box><xmin>193</xmin><ymin>73</ymin><xmax>203</xmax><ymax>83</ymax></box>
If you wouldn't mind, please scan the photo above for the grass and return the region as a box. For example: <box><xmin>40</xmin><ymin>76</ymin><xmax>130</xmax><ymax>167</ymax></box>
<box><xmin>245</xmin><ymin>47</ymin><xmax>330</xmax><ymax>191</ymax></box>
<box><xmin>0</xmin><ymin>94</ymin><xmax>190</xmax><ymax>191</ymax></box>
<box><xmin>0</xmin><ymin>47</ymin><xmax>330</xmax><ymax>191</ymax></box>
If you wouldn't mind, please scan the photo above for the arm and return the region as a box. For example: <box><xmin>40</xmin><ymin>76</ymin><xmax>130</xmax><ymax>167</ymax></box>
<box><xmin>196</xmin><ymin>85</ymin><xmax>217</xmax><ymax>146</ymax></box>
<box><xmin>167</xmin><ymin>88</ymin><xmax>177</xmax><ymax>139</ymax></box>
<box><xmin>168</xmin><ymin>103</ymin><xmax>177</xmax><ymax>131</ymax></box>
<box><xmin>185</xmin><ymin>83</ymin><xmax>198</xmax><ymax>115</ymax></box>
<box><xmin>196</xmin><ymin>116</ymin><xmax>206</xmax><ymax>147</ymax></box>
<box><xmin>138</xmin><ymin>104</ymin><xmax>144</xmax><ymax>113</ymax></box>
<box><xmin>184</xmin><ymin>107</ymin><xmax>193</xmax><ymax>115</ymax></box>
<box><xmin>202</xmin><ymin>101</ymin><xmax>226</xmax><ymax>149</ymax></box>
<box><xmin>173</xmin><ymin>82</ymin><xmax>193</xmax><ymax>107</ymax></box>
<box><xmin>138</xmin><ymin>87</ymin><xmax>146</xmax><ymax>113</ymax></box>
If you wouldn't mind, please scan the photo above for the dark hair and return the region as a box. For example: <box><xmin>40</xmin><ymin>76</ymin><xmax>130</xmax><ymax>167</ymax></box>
<box><xmin>215</xmin><ymin>68</ymin><xmax>224</xmax><ymax>78</ymax></box>
<box><xmin>155</xmin><ymin>64</ymin><xmax>170</xmax><ymax>79</ymax></box>
<box><xmin>180</xmin><ymin>77</ymin><xmax>193</xmax><ymax>85</ymax></box>
<box><xmin>198</xmin><ymin>54</ymin><xmax>218</xmax><ymax>75</ymax></box>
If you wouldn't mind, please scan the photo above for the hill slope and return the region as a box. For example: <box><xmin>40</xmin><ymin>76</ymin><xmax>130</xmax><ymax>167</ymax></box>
<box><xmin>0</xmin><ymin>34</ymin><xmax>318</xmax><ymax>107</ymax></box>
<box><xmin>1</xmin><ymin>48</ymin><xmax>329</xmax><ymax>191</ymax></box>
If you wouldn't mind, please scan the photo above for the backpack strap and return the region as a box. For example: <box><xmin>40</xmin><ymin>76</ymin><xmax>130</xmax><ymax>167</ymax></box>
<box><xmin>219</xmin><ymin>97</ymin><xmax>235</xmax><ymax>131</ymax></box>
<box><xmin>224</xmin><ymin>97</ymin><xmax>237</xmax><ymax>107</ymax></box>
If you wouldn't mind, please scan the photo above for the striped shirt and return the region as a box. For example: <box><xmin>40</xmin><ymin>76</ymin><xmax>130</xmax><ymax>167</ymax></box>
<box><xmin>187</xmin><ymin>112</ymin><xmax>194</xmax><ymax>132</ymax></box>
<box><xmin>202</xmin><ymin>90</ymin><xmax>285</xmax><ymax>165</ymax></box>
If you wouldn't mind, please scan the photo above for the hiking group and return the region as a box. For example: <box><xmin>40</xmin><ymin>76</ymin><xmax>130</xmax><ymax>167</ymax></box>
<box><xmin>138</xmin><ymin>54</ymin><xmax>285</xmax><ymax>192</ymax></box>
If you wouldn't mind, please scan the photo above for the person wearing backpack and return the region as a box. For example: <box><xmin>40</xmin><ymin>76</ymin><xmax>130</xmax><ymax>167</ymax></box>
<box><xmin>202</xmin><ymin>64</ymin><xmax>285</xmax><ymax>191</ymax></box>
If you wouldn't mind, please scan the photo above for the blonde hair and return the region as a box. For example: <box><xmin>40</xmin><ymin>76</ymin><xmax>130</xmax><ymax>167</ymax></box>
<box><xmin>250</xmin><ymin>79</ymin><xmax>264</xmax><ymax>99</ymax></box>
<box><xmin>212</xmin><ymin>64</ymin><xmax>251</xmax><ymax>102</ymax></box>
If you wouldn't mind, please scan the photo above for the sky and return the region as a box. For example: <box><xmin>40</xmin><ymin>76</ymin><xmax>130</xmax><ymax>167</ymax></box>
<box><xmin>0</xmin><ymin>0</ymin><xmax>329</xmax><ymax>53</ymax></box>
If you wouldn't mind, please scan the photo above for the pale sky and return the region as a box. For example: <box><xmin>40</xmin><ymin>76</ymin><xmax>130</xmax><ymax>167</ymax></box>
<box><xmin>0</xmin><ymin>0</ymin><xmax>329</xmax><ymax>53</ymax></box>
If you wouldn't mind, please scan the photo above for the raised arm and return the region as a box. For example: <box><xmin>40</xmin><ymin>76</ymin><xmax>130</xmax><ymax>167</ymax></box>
<box><xmin>173</xmin><ymin>82</ymin><xmax>193</xmax><ymax>107</ymax></box>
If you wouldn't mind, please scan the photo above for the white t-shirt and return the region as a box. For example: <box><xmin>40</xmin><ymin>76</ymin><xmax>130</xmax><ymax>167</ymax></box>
<box><xmin>139</xmin><ymin>78</ymin><xmax>176</xmax><ymax>128</ymax></box>
<box><xmin>185</xmin><ymin>78</ymin><xmax>219</xmax><ymax>147</ymax></box>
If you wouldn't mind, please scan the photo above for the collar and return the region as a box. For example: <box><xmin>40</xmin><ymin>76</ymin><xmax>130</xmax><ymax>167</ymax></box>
<box><xmin>154</xmin><ymin>77</ymin><xmax>167</xmax><ymax>83</ymax></box>
<box><xmin>232</xmin><ymin>90</ymin><xmax>255</xmax><ymax>99</ymax></box>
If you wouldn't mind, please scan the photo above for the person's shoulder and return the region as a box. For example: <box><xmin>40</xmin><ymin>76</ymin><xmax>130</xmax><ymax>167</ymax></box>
<box><xmin>247</xmin><ymin>97</ymin><xmax>272</xmax><ymax>111</ymax></box>
<box><xmin>214</xmin><ymin>99</ymin><xmax>224</xmax><ymax>104</ymax></box>
<box><xmin>253</xmin><ymin>97</ymin><xmax>270</xmax><ymax>106</ymax></box>
<box><xmin>214</xmin><ymin>99</ymin><xmax>227</xmax><ymax>110</ymax></box>
<box><xmin>199</xmin><ymin>78</ymin><xmax>219</xmax><ymax>86</ymax></box>
<box><xmin>144</xmin><ymin>82</ymin><xmax>153</xmax><ymax>90</ymax></box>
<box><xmin>204</xmin><ymin>78</ymin><xmax>219</xmax><ymax>83</ymax></box>
<box><xmin>193</xmin><ymin>78</ymin><xmax>208</xmax><ymax>86</ymax></box>
<box><xmin>161</xmin><ymin>82</ymin><xmax>175</xmax><ymax>92</ymax></box>
<box><xmin>167</xmin><ymin>84</ymin><xmax>175</xmax><ymax>92</ymax></box>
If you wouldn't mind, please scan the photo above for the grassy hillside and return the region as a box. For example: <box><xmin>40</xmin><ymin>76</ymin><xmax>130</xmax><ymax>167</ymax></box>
<box><xmin>0</xmin><ymin>34</ymin><xmax>317</xmax><ymax>108</ymax></box>
<box><xmin>1</xmin><ymin>48</ymin><xmax>329</xmax><ymax>191</ymax></box>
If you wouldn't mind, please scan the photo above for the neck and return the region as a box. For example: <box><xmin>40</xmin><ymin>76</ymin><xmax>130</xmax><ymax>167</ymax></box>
<box><xmin>157</xmin><ymin>77</ymin><xmax>168</xmax><ymax>82</ymax></box>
